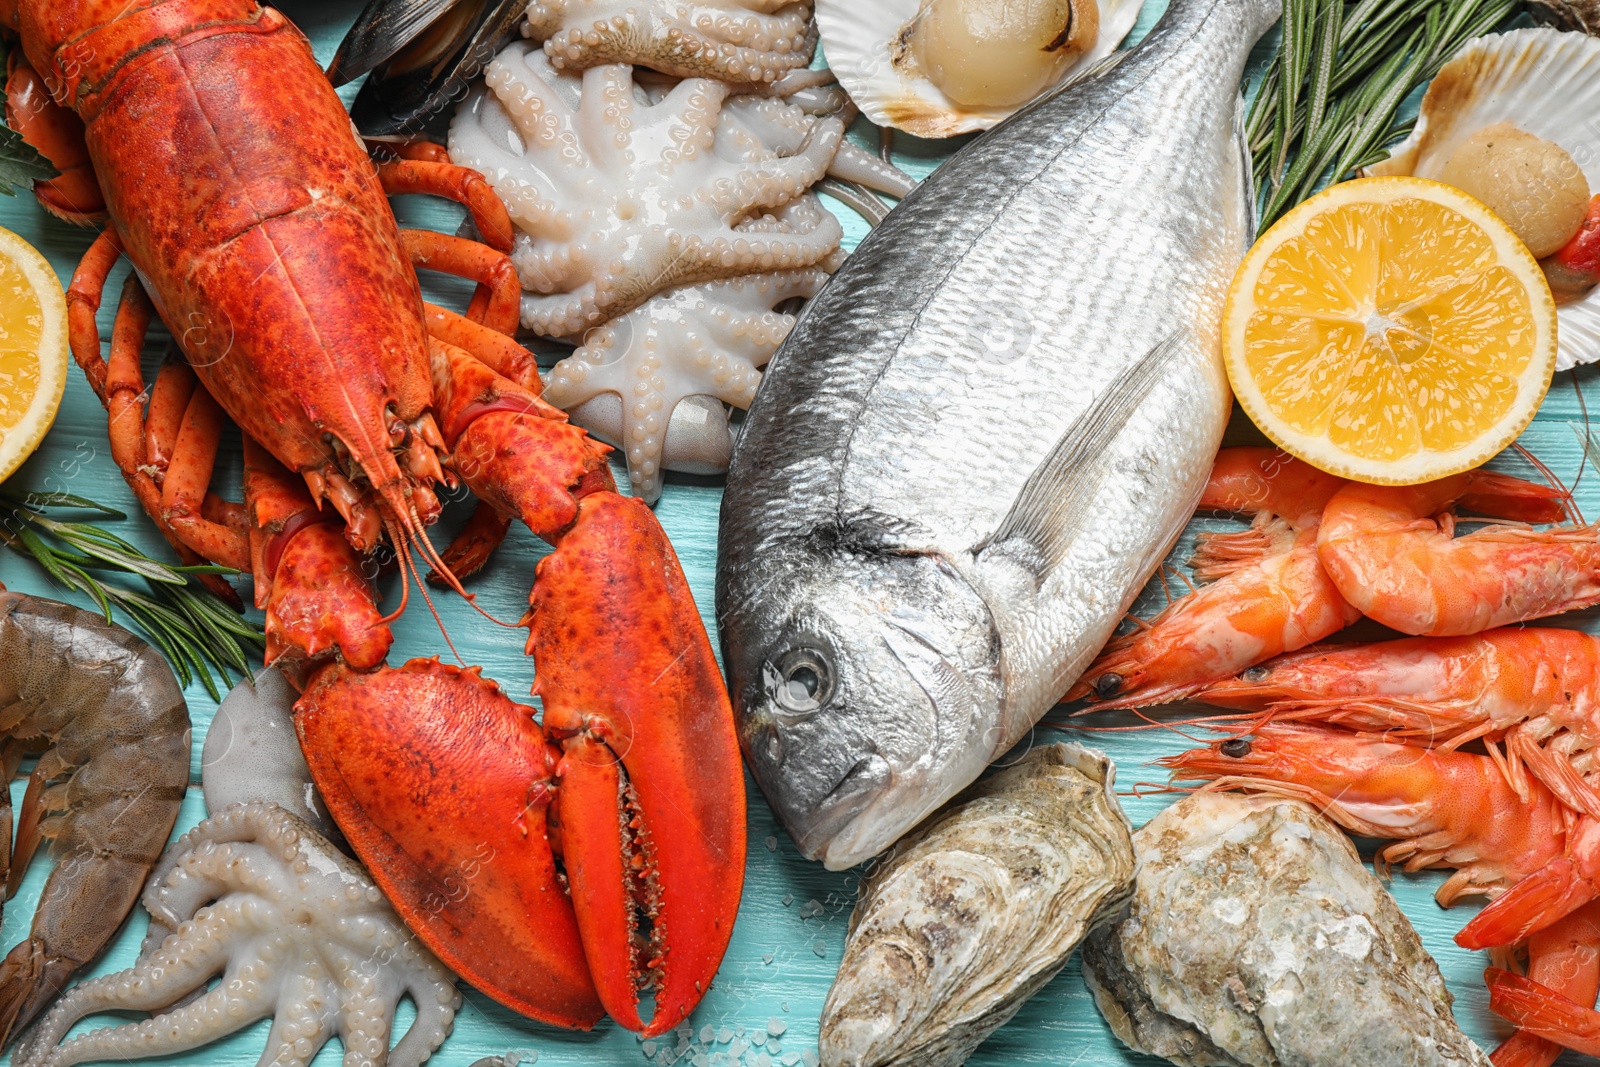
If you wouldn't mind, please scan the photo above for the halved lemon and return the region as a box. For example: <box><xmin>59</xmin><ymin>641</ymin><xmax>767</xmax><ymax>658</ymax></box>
<box><xmin>0</xmin><ymin>227</ymin><xmax>67</xmax><ymax>485</ymax></box>
<box><xmin>1223</xmin><ymin>176</ymin><xmax>1557</xmax><ymax>484</ymax></box>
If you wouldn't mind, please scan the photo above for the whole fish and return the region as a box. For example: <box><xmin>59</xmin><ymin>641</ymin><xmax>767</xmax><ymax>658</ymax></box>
<box><xmin>717</xmin><ymin>0</ymin><xmax>1280</xmax><ymax>870</ymax></box>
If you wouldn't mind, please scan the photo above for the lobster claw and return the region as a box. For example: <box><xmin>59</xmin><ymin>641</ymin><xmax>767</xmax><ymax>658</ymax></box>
<box><xmin>531</xmin><ymin>492</ymin><xmax>747</xmax><ymax>1036</ymax></box>
<box><xmin>296</xmin><ymin>659</ymin><xmax>606</xmax><ymax>1029</ymax></box>
<box><xmin>294</xmin><ymin>493</ymin><xmax>747</xmax><ymax>1038</ymax></box>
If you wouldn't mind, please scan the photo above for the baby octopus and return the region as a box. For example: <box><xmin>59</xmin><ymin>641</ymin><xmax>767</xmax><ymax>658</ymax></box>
<box><xmin>545</xmin><ymin>267</ymin><xmax>830</xmax><ymax>500</ymax></box>
<box><xmin>14</xmin><ymin>802</ymin><xmax>460</xmax><ymax>1067</ymax></box>
<box><xmin>449</xmin><ymin>41</ymin><xmax>844</xmax><ymax>337</ymax></box>
<box><xmin>524</xmin><ymin>0</ymin><xmax>816</xmax><ymax>84</ymax></box>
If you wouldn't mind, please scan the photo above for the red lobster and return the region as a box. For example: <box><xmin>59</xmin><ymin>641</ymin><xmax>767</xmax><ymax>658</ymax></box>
<box><xmin>0</xmin><ymin>0</ymin><xmax>745</xmax><ymax>1042</ymax></box>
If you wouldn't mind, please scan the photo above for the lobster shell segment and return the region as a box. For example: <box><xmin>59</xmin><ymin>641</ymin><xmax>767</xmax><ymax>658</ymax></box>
<box><xmin>531</xmin><ymin>492</ymin><xmax>748</xmax><ymax>1037</ymax></box>
<box><xmin>295</xmin><ymin>658</ymin><xmax>606</xmax><ymax>1030</ymax></box>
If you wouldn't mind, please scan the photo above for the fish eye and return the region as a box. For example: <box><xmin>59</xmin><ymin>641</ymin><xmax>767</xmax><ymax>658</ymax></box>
<box><xmin>1220</xmin><ymin>738</ymin><xmax>1253</xmax><ymax>758</ymax></box>
<box><xmin>768</xmin><ymin>647</ymin><xmax>834</xmax><ymax>715</ymax></box>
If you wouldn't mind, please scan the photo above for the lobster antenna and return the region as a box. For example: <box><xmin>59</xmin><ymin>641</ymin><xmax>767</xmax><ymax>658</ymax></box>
<box><xmin>405</xmin><ymin>502</ymin><xmax>522</xmax><ymax>630</ymax></box>
<box><xmin>389</xmin><ymin>522</ymin><xmax>466</xmax><ymax>665</ymax></box>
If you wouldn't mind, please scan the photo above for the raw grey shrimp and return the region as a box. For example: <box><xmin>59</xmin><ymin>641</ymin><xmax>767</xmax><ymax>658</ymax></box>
<box><xmin>0</xmin><ymin>589</ymin><xmax>190</xmax><ymax>1046</ymax></box>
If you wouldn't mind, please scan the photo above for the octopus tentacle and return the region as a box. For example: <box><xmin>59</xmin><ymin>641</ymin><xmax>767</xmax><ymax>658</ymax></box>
<box><xmin>13</xmin><ymin>803</ymin><xmax>460</xmax><ymax>1067</ymax></box>
<box><xmin>17</xmin><ymin>970</ymin><xmax>277</xmax><ymax>1067</ymax></box>
<box><xmin>525</xmin><ymin>0</ymin><xmax>816</xmax><ymax>84</ymax></box>
<box><xmin>256</xmin><ymin>977</ymin><xmax>338</xmax><ymax>1067</ymax></box>
<box><xmin>450</xmin><ymin>43</ymin><xmax>844</xmax><ymax>337</ymax></box>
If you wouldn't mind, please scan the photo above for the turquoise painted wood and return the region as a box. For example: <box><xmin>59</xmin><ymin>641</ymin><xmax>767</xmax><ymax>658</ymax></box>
<box><xmin>0</xmin><ymin>3</ymin><xmax>1590</xmax><ymax>1065</ymax></box>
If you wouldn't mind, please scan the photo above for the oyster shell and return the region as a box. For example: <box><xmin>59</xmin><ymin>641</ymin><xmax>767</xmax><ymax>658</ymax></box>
<box><xmin>1365</xmin><ymin>28</ymin><xmax>1600</xmax><ymax>370</ymax></box>
<box><xmin>818</xmin><ymin>743</ymin><xmax>1136</xmax><ymax>1067</ymax></box>
<box><xmin>1082</xmin><ymin>792</ymin><xmax>1490</xmax><ymax>1067</ymax></box>
<box><xmin>817</xmin><ymin>0</ymin><xmax>1143</xmax><ymax>138</ymax></box>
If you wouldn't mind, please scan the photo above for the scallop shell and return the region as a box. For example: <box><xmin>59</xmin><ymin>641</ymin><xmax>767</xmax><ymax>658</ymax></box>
<box><xmin>1365</xmin><ymin>28</ymin><xmax>1600</xmax><ymax>371</ymax></box>
<box><xmin>818</xmin><ymin>743</ymin><xmax>1136</xmax><ymax>1067</ymax></box>
<box><xmin>817</xmin><ymin>0</ymin><xmax>1143</xmax><ymax>138</ymax></box>
<box><xmin>1082</xmin><ymin>792</ymin><xmax>1491</xmax><ymax>1067</ymax></box>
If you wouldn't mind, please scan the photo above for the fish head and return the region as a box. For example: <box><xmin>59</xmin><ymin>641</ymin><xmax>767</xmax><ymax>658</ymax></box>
<box><xmin>725</xmin><ymin>540</ymin><xmax>1003</xmax><ymax>871</ymax></box>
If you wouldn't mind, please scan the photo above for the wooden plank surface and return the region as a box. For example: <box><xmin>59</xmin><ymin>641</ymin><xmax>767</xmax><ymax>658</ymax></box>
<box><xmin>0</xmin><ymin>3</ymin><xmax>1589</xmax><ymax>1064</ymax></box>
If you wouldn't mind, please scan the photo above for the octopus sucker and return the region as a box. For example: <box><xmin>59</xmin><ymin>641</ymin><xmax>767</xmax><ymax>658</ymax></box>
<box><xmin>546</xmin><ymin>267</ymin><xmax>830</xmax><ymax>500</ymax></box>
<box><xmin>524</xmin><ymin>0</ymin><xmax>818</xmax><ymax>84</ymax></box>
<box><xmin>451</xmin><ymin>42</ymin><xmax>844</xmax><ymax>337</ymax></box>
<box><xmin>14</xmin><ymin>802</ymin><xmax>461</xmax><ymax>1067</ymax></box>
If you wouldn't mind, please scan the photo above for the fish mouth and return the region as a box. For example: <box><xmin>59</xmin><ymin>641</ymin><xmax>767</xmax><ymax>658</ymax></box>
<box><xmin>788</xmin><ymin>753</ymin><xmax>891</xmax><ymax>863</ymax></box>
<box><xmin>803</xmin><ymin>743</ymin><xmax>993</xmax><ymax>871</ymax></box>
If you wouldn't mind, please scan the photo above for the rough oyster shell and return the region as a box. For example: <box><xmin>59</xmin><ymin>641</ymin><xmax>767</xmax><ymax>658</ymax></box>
<box><xmin>1082</xmin><ymin>792</ymin><xmax>1490</xmax><ymax>1067</ymax></box>
<box><xmin>1365</xmin><ymin>28</ymin><xmax>1600</xmax><ymax>371</ymax></box>
<box><xmin>818</xmin><ymin>743</ymin><xmax>1136</xmax><ymax>1067</ymax></box>
<box><xmin>817</xmin><ymin>0</ymin><xmax>1143</xmax><ymax>138</ymax></box>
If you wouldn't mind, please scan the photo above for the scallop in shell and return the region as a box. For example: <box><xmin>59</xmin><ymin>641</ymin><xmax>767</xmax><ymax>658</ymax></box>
<box><xmin>1082</xmin><ymin>792</ymin><xmax>1490</xmax><ymax>1067</ymax></box>
<box><xmin>818</xmin><ymin>743</ymin><xmax>1136</xmax><ymax>1067</ymax></box>
<box><xmin>817</xmin><ymin>0</ymin><xmax>1143</xmax><ymax>137</ymax></box>
<box><xmin>1365</xmin><ymin>28</ymin><xmax>1600</xmax><ymax>371</ymax></box>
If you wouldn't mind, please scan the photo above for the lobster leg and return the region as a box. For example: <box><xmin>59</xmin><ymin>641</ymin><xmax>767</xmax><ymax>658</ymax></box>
<box><xmin>71</xmin><ymin>265</ymin><xmax>242</xmax><ymax>604</ymax></box>
<box><xmin>3</xmin><ymin>54</ymin><xmax>105</xmax><ymax>224</ymax></box>
<box><xmin>161</xmin><ymin>382</ymin><xmax>250</xmax><ymax>572</ymax></box>
<box><xmin>378</xmin><ymin>158</ymin><xmax>515</xmax><ymax>252</ymax></box>
<box><xmin>145</xmin><ymin>355</ymin><xmax>198</xmax><ymax>474</ymax></box>
<box><xmin>431</xmin><ymin>499</ymin><xmax>513</xmax><ymax>583</ymax></box>
<box><xmin>421</xmin><ymin>304</ymin><xmax>545</xmax><ymax>578</ymax></box>
<box><xmin>426</xmin><ymin>302</ymin><xmax>541</xmax><ymax>389</ymax></box>
<box><xmin>402</xmin><ymin>230</ymin><xmax>522</xmax><ymax>336</ymax></box>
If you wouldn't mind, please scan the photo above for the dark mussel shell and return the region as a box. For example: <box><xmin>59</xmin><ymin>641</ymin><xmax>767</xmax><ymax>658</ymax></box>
<box><xmin>1528</xmin><ymin>0</ymin><xmax>1600</xmax><ymax>33</ymax></box>
<box><xmin>337</xmin><ymin>0</ymin><xmax>527</xmax><ymax>135</ymax></box>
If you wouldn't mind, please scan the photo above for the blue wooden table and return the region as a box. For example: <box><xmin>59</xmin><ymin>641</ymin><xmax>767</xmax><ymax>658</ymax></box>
<box><xmin>0</xmin><ymin>2</ymin><xmax>1592</xmax><ymax>1064</ymax></box>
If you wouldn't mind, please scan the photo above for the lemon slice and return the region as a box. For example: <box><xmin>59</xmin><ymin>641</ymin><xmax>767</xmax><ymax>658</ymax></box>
<box><xmin>1223</xmin><ymin>176</ymin><xmax>1557</xmax><ymax>484</ymax></box>
<box><xmin>0</xmin><ymin>227</ymin><xmax>66</xmax><ymax>485</ymax></box>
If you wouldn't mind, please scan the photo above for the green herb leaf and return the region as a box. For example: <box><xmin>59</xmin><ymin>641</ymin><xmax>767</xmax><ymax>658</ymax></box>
<box><xmin>1253</xmin><ymin>0</ymin><xmax>1520</xmax><ymax>226</ymax></box>
<box><xmin>0</xmin><ymin>491</ymin><xmax>265</xmax><ymax>695</ymax></box>
<box><xmin>0</xmin><ymin>125</ymin><xmax>56</xmax><ymax>197</ymax></box>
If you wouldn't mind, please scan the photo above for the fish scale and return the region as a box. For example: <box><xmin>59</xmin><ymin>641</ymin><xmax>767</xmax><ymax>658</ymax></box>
<box><xmin>719</xmin><ymin>0</ymin><xmax>1283</xmax><ymax>870</ymax></box>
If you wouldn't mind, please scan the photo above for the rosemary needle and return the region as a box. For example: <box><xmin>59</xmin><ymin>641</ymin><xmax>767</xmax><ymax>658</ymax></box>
<box><xmin>0</xmin><ymin>490</ymin><xmax>265</xmax><ymax>699</ymax></box>
<box><xmin>1250</xmin><ymin>0</ymin><xmax>1519</xmax><ymax>227</ymax></box>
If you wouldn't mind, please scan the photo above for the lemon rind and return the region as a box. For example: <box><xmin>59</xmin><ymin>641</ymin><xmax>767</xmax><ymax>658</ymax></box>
<box><xmin>1224</xmin><ymin>176</ymin><xmax>1558</xmax><ymax>486</ymax></box>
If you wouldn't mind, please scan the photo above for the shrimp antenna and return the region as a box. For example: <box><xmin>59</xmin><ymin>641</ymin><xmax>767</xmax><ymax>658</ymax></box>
<box><xmin>1573</xmin><ymin>368</ymin><xmax>1592</xmax><ymax>501</ymax></box>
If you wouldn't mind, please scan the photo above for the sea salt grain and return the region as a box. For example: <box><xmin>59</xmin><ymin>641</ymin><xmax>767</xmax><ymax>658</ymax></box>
<box><xmin>769</xmin><ymin>1018</ymin><xmax>788</xmax><ymax>1036</ymax></box>
<box><xmin>701</xmin><ymin>1026</ymin><xmax>715</xmax><ymax>1044</ymax></box>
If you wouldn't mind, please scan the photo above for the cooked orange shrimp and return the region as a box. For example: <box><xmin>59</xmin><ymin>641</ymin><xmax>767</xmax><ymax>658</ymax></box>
<box><xmin>1162</xmin><ymin>722</ymin><xmax>1572</xmax><ymax>906</ymax></box>
<box><xmin>1460</xmin><ymin>817</ymin><xmax>1600</xmax><ymax>952</ymax></box>
<box><xmin>1485</xmin><ymin>903</ymin><xmax>1600</xmax><ymax>1067</ymax></box>
<box><xmin>1067</xmin><ymin>448</ymin><xmax>1359</xmax><ymax>708</ymax></box>
<box><xmin>1317</xmin><ymin>473</ymin><xmax>1583</xmax><ymax>637</ymax></box>
<box><xmin>1198</xmin><ymin>628</ymin><xmax>1600</xmax><ymax>817</ymax></box>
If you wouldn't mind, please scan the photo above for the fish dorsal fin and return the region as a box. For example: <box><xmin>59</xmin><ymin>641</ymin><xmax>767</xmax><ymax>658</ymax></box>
<box><xmin>983</xmin><ymin>331</ymin><xmax>1187</xmax><ymax>573</ymax></box>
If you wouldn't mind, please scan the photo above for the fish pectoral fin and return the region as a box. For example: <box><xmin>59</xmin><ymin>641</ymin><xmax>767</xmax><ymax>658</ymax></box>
<box><xmin>981</xmin><ymin>331</ymin><xmax>1188</xmax><ymax>577</ymax></box>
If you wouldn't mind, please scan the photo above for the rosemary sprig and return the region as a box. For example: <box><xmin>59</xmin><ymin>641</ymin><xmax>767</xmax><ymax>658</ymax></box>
<box><xmin>1249</xmin><ymin>0</ymin><xmax>1520</xmax><ymax>227</ymax></box>
<box><xmin>0</xmin><ymin>491</ymin><xmax>265</xmax><ymax>700</ymax></box>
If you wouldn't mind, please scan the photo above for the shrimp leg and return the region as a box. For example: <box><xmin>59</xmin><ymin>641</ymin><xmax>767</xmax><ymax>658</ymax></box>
<box><xmin>1488</xmin><ymin>903</ymin><xmax>1600</xmax><ymax>1067</ymax></box>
